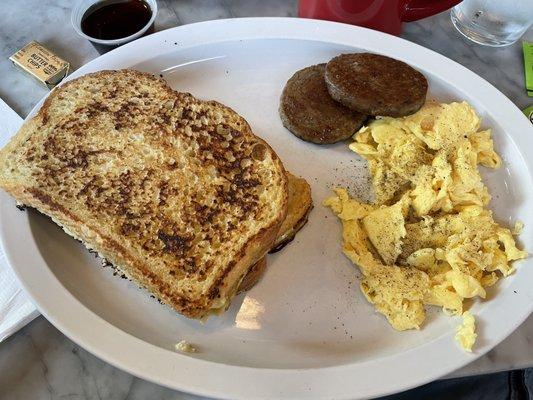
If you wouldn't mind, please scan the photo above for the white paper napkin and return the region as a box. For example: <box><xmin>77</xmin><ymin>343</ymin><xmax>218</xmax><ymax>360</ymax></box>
<box><xmin>0</xmin><ymin>98</ymin><xmax>39</xmax><ymax>342</ymax></box>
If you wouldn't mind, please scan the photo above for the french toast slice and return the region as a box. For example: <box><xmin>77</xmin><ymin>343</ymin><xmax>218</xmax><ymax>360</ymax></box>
<box><xmin>0</xmin><ymin>69</ymin><xmax>288</xmax><ymax>319</ymax></box>
<box><xmin>270</xmin><ymin>172</ymin><xmax>313</xmax><ymax>252</ymax></box>
<box><xmin>237</xmin><ymin>257</ymin><xmax>268</xmax><ymax>294</ymax></box>
<box><xmin>238</xmin><ymin>173</ymin><xmax>313</xmax><ymax>293</ymax></box>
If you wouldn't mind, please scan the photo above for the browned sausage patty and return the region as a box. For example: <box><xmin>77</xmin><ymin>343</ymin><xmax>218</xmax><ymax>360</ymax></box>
<box><xmin>325</xmin><ymin>53</ymin><xmax>428</xmax><ymax>117</ymax></box>
<box><xmin>279</xmin><ymin>64</ymin><xmax>366</xmax><ymax>144</ymax></box>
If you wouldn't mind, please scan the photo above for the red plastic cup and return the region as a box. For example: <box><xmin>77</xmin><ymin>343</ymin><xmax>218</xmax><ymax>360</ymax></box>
<box><xmin>298</xmin><ymin>0</ymin><xmax>463</xmax><ymax>35</ymax></box>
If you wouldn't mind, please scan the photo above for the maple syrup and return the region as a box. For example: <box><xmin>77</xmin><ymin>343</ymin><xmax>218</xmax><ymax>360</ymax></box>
<box><xmin>81</xmin><ymin>0</ymin><xmax>152</xmax><ymax>40</ymax></box>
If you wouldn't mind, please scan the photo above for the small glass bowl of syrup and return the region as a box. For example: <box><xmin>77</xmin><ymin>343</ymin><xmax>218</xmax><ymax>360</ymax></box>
<box><xmin>71</xmin><ymin>0</ymin><xmax>157</xmax><ymax>53</ymax></box>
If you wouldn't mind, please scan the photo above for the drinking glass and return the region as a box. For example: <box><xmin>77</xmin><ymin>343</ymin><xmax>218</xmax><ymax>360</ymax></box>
<box><xmin>450</xmin><ymin>0</ymin><xmax>533</xmax><ymax>47</ymax></box>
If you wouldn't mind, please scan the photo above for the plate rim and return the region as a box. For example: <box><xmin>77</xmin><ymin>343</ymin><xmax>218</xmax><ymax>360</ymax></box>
<box><xmin>2</xmin><ymin>17</ymin><xmax>533</xmax><ymax>400</ymax></box>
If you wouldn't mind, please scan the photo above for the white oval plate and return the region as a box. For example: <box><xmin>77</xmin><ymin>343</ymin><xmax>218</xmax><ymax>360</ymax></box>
<box><xmin>2</xmin><ymin>18</ymin><xmax>533</xmax><ymax>400</ymax></box>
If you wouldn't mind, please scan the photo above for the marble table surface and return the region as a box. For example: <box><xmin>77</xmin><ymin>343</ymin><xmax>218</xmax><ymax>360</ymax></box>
<box><xmin>1</xmin><ymin>1</ymin><xmax>532</xmax><ymax>399</ymax></box>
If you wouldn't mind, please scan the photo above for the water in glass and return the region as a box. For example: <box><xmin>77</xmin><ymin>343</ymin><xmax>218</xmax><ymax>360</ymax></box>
<box><xmin>451</xmin><ymin>0</ymin><xmax>533</xmax><ymax>47</ymax></box>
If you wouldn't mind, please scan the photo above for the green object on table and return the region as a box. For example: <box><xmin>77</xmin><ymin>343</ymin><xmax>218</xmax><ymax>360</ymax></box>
<box><xmin>524</xmin><ymin>105</ymin><xmax>533</xmax><ymax>123</ymax></box>
<box><xmin>524</xmin><ymin>41</ymin><xmax>533</xmax><ymax>97</ymax></box>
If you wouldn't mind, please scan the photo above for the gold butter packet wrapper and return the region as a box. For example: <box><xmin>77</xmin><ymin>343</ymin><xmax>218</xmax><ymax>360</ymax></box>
<box><xmin>10</xmin><ymin>41</ymin><xmax>69</xmax><ymax>89</ymax></box>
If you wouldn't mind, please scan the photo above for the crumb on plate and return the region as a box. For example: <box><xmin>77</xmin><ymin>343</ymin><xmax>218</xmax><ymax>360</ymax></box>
<box><xmin>174</xmin><ymin>340</ymin><xmax>198</xmax><ymax>353</ymax></box>
<box><xmin>455</xmin><ymin>311</ymin><xmax>477</xmax><ymax>352</ymax></box>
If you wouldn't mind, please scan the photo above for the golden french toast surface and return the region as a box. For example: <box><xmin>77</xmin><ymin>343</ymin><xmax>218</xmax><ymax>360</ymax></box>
<box><xmin>0</xmin><ymin>70</ymin><xmax>288</xmax><ymax>317</ymax></box>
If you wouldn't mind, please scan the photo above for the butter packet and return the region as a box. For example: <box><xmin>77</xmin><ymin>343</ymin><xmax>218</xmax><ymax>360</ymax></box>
<box><xmin>524</xmin><ymin>105</ymin><xmax>533</xmax><ymax>124</ymax></box>
<box><xmin>9</xmin><ymin>41</ymin><xmax>69</xmax><ymax>89</ymax></box>
<box><xmin>524</xmin><ymin>41</ymin><xmax>533</xmax><ymax>97</ymax></box>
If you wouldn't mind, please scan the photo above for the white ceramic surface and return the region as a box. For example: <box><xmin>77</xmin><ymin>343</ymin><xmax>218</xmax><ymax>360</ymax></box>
<box><xmin>1</xmin><ymin>18</ymin><xmax>533</xmax><ymax>400</ymax></box>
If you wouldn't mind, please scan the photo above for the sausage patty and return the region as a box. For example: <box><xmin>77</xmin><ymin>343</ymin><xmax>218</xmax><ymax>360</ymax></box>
<box><xmin>279</xmin><ymin>64</ymin><xmax>366</xmax><ymax>144</ymax></box>
<box><xmin>325</xmin><ymin>53</ymin><xmax>428</xmax><ymax>117</ymax></box>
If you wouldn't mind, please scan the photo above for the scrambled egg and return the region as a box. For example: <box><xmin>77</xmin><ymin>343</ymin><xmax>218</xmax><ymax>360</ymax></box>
<box><xmin>324</xmin><ymin>101</ymin><xmax>527</xmax><ymax>350</ymax></box>
<box><xmin>455</xmin><ymin>311</ymin><xmax>476</xmax><ymax>352</ymax></box>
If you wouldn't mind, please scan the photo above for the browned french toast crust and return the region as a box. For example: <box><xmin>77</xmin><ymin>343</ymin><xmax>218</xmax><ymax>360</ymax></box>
<box><xmin>0</xmin><ymin>69</ymin><xmax>288</xmax><ymax>319</ymax></box>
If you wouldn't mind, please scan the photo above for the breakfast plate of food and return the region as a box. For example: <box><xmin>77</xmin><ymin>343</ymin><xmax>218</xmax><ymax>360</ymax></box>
<box><xmin>1</xmin><ymin>18</ymin><xmax>532</xmax><ymax>400</ymax></box>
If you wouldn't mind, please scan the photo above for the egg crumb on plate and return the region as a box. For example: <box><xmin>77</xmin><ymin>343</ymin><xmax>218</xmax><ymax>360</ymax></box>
<box><xmin>455</xmin><ymin>311</ymin><xmax>477</xmax><ymax>352</ymax></box>
<box><xmin>175</xmin><ymin>340</ymin><xmax>198</xmax><ymax>353</ymax></box>
<box><xmin>324</xmin><ymin>101</ymin><xmax>527</xmax><ymax>351</ymax></box>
